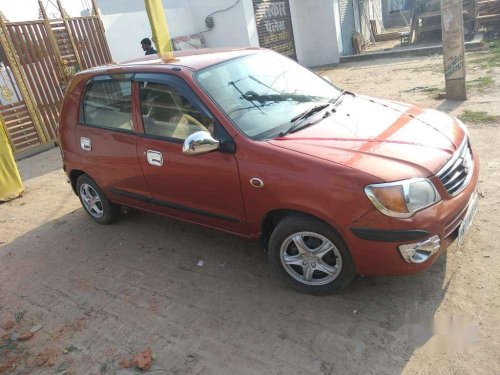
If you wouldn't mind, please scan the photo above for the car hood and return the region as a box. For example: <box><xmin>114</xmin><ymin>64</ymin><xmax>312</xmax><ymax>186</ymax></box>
<box><xmin>269</xmin><ymin>94</ymin><xmax>466</xmax><ymax>181</ymax></box>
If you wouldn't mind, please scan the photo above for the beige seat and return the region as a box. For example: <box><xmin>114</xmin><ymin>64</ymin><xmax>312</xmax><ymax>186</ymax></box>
<box><xmin>143</xmin><ymin>87</ymin><xmax>208</xmax><ymax>139</ymax></box>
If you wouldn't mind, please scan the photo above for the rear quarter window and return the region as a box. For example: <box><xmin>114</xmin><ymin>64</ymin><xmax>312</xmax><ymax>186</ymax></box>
<box><xmin>81</xmin><ymin>79</ymin><xmax>133</xmax><ymax>132</ymax></box>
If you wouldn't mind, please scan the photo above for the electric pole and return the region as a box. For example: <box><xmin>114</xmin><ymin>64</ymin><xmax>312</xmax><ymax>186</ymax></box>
<box><xmin>441</xmin><ymin>0</ymin><xmax>467</xmax><ymax>100</ymax></box>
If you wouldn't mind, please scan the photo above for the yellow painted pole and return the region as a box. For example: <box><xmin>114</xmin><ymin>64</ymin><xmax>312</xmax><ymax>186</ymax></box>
<box><xmin>0</xmin><ymin>115</ymin><xmax>23</xmax><ymax>202</ymax></box>
<box><xmin>144</xmin><ymin>0</ymin><xmax>174</xmax><ymax>60</ymax></box>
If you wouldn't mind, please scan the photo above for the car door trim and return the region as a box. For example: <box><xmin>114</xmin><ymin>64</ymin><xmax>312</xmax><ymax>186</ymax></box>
<box><xmin>133</xmin><ymin>73</ymin><xmax>214</xmax><ymax>120</ymax></box>
<box><xmin>108</xmin><ymin>187</ymin><xmax>240</xmax><ymax>223</ymax></box>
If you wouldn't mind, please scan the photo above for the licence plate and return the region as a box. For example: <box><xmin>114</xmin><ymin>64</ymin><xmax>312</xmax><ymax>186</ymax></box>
<box><xmin>458</xmin><ymin>192</ymin><xmax>479</xmax><ymax>244</ymax></box>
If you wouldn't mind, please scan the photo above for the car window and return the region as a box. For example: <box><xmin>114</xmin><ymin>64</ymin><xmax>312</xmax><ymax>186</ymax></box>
<box><xmin>82</xmin><ymin>80</ymin><xmax>133</xmax><ymax>131</ymax></box>
<box><xmin>195</xmin><ymin>51</ymin><xmax>342</xmax><ymax>140</ymax></box>
<box><xmin>139</xmin><ymin>82</ymin><xmax>214</xmax><ymax>141</ymax></box>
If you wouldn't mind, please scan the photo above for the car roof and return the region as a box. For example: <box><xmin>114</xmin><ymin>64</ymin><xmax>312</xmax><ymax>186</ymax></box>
<box><xmin>96</xmin><ymin>47</ymin><xmax>264</xmax><ymax>73</ymax></box>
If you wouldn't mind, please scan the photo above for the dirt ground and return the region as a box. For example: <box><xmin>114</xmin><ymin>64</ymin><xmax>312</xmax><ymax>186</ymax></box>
<box><xmin>1</xmin><ymin>48</ymin><xmax>500</xmax><ymax>374</ymax></box>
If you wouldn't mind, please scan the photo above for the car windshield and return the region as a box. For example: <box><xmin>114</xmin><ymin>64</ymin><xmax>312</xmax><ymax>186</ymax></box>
<box><xmin>195</xmin><ymin>52</ymin><xmax>342</xmax><ymax>140</ymax></box>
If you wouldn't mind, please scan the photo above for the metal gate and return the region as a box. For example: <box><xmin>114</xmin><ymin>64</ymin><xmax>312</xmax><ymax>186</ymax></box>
<box><xmin>0</xmin><ymin>0</ymin><xmax>112</xmax><ymax>155</ymax></box>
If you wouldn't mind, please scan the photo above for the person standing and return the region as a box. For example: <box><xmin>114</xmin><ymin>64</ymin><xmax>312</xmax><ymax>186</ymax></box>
<box><xmin>141</xmin><ymin>38</ymin><xmax>157</xmax><ymax>55</ymax></box>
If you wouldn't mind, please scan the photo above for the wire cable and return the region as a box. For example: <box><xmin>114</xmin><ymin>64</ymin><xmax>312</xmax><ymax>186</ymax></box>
<box><xmin>202</xmin><ymin>0</ymin><xmax>242</xmax><ymax>32</ymax></box>
<box><xmin>206</xmin><ymin>0</ymin><xmax>241</xmax><ymax>19</ymax></box>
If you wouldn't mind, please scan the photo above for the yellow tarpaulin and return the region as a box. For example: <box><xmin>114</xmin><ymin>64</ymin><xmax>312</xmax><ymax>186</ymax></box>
<box><xmin>0</xmin><ymin>117</ymin><xmax>23</xmax><ymax>202</ymax></box>
<box><xmin>144</xmin><ymin>0</ymin><xmax>174</xmax><ymax>59</ymax></box>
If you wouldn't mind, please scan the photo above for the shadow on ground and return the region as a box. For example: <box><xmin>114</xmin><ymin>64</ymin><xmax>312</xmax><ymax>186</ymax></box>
<box><xmin>17</xmin><ymin>146</ymin><xmax>62</xmax><ymax>181</ymax></box>
<box><xmin>0</xmin><ymin>204</ymin><xmax>448</xmax><ymax>374</ymax></box>
<box><xmin>436</xmin><ymin>99</ymin><xmax>465</xmax><ymax>113</ymax></box>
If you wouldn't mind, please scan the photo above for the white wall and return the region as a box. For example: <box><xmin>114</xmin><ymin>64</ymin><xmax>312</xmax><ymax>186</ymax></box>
<box><xmin>101</xmin><ymin>6</ymin><xmax>196</xmax><ymax>62</ymax></box>
<box><xmin>3</xmin><ymin>0</ymin><xmax>85</xmax><ymax>21</ymax></box>
<box><xmin>99</xmin><ymin>0</ymin><xmax>258</xmax><ymax>62</ymax></box>
<box><xmin>289</xmin><ymin>0</ymin><xmax>340</xmax><ymax>66</ymax></box>
<box><xmin>188</xmin><ymin>0</ymin><xmax>259</xmax><ymax>49</ymax></box>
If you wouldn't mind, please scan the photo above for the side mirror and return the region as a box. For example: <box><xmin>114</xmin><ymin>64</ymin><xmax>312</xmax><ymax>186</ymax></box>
<box><xmin>322</xmin><ymin>75</ymin><xmax>332</xmax><ymax>83</ymax></box>
<box><xmin>182</xmin><ymin>131</ymin><xmax>220</xmax><ymax>156</ymax></box>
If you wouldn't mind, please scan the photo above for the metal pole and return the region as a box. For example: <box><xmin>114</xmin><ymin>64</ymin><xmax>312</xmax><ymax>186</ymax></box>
<box><xmin>441</xmin><ymin>0</ymin><xmax>467</xmax><ymax>100</ymax></box>
<box><xmin>144</xmin><ymin>0</ymin><xmax>174</xmax><ymax>59</ymax></box>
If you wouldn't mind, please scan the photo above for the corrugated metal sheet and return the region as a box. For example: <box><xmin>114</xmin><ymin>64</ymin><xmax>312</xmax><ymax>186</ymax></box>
<box><xmin>339</xmin><ymin>0</ymin><xmax>383</xmax><ymax>53</ymax></box>
<box><xmin>253</xmin><ymin>0</ymin><xmax>297</xmax><ymax>60</ymax></box>
<box><xmin>339</xmin><ymin>0</ymin><xmax>356</xmax><ymax>55</ymax></box>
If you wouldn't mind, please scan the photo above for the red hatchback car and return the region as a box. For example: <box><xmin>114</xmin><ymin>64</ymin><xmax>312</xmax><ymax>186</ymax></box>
<box><xmin>59</xmin><ymin>48</ymin><xmax>479</xmax><ymax>294</ymax></box>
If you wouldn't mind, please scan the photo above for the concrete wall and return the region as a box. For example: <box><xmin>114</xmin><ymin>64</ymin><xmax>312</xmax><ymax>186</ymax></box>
<box><xmin>187</xmin><ymin>0</ymin><xmax>259</xmax><ymax>49</ymax></box>
<box><xmin>289</xmin><ymin>0</ymin><xmax>340</xmax><ymax>66</ymax></box>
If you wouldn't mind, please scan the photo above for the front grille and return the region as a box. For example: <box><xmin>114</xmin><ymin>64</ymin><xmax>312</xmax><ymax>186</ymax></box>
<box><xmin>437</xmin><ymin>139</ymin><xmax>473</xmax><ymax>196</ymax></box>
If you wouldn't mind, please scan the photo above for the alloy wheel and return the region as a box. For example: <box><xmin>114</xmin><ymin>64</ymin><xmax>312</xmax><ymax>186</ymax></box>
<box><xmin>280</xmin><ymin>231</ymin><xmax>342</xmax><ymax>286</ymax></box>
<box><xmin>79</xmin><ymin>183</ymin><xmax>104</xmax><ymax>219</ymax></box>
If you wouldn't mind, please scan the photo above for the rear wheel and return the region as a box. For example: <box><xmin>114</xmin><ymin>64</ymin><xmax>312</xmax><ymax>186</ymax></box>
<box><xmin>76</xmin><ymin>174</ymin><xmax>120</xmax><ymax>224</ymax></box>
<box><xmin>268</xmin><ymin>215</ymin><xmax>355</xmax><ymax>294</ymax></box>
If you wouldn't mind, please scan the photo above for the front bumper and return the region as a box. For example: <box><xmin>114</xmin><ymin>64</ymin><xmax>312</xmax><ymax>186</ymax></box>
<box><xmin>345</xmin><ymin>155</ymin><xmax>479</xmax><ymax>276</ymax></box>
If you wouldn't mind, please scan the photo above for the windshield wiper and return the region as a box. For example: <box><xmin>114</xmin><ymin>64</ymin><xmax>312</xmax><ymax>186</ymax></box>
<box><xmin>279</xmin><ymin>104</ymin><xmax>331</xmax><ymax>137</ymax></box>
<box><xmin>290</xmin><ymin>103</ymin><xmax>330</xmax><ymax>123</ymax></box>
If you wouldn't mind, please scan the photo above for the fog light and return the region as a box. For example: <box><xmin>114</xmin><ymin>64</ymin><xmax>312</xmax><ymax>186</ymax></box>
<box><xmin>398</xmin><ymin>235</ymin><xmax>440</xmax><ymax>264</ymax></box>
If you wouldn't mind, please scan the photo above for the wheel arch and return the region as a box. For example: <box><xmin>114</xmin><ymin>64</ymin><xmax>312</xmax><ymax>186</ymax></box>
<box><xmin>68</xmin><ymin>169</ymin><xmax>87</xmax><ymax>194</ymax></box>
<box><xmin>260</xmin><ymin>208</ymin><xmax>345</xmax><ymax>252</ymax></box>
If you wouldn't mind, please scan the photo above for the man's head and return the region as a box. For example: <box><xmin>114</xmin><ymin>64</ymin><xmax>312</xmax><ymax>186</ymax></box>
<box><xmin>141</xmin><ymin>38</ymin><xmax>153</xmax><ymax>52</ymax></box>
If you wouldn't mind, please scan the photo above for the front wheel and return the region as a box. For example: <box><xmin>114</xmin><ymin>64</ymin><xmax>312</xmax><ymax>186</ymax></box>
<box><xmin>268</xmin><ymin>215</ymin><xmax>355</xmax><ymax>295</ymax></box>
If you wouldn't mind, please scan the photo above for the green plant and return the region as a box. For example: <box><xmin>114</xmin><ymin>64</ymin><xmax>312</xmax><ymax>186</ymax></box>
<box><xmin>421</xmin><ymin>86</ymin><xmax>441</xmax><ymax>93</ymax></box>
<box><xmin>467</xmin><ymin>76</ymin><xmax>494</xmax><ymax>89</ymax></box>
<box><xmin>469</xmin><ymin>38</ymin><xmax>500</xmax><ymax>68</ymax></box>
<box><xmin>458</xmin><ymin>110</ymin><xmax>498</xmax><ymax>124</ymax></box>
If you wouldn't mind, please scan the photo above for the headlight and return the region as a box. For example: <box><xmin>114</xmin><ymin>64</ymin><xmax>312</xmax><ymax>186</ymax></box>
<box><xmin>365</xmin><ymin>178</ymin><xmax>441</xmax><ymax>218</ymax></box>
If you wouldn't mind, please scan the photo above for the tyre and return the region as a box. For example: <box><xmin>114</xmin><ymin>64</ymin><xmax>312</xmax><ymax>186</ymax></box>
<box><xmin>76</xmin><ymin>174</ymin><xmax>120</xmax><ymax>224</ymax></box>
<box><xmin>268</xmin><ymin>214</ymin><xmax>355</xmax><ymax>295</ymax></box>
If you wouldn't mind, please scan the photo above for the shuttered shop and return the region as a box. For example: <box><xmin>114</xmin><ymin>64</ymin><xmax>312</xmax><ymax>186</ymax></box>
<box><xmin>339</xmin><ymin>0</ymin><xmax>356</xmax><ymax>55</ymax></box>
<box><xmin>253</xmin><ymin>0</ymin><xmax>297</xmax><ymax>60</ymax></box>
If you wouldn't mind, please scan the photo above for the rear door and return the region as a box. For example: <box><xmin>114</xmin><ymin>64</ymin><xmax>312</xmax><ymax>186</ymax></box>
<box><xmin>76</xmin><ymin>74</ymin><xmax>152</xmax><ymax>208</ymax></box>
<box><xmin>133</xmin><ymin>73</ymin><xmax>246</xmax><ymax>234</ymax></box>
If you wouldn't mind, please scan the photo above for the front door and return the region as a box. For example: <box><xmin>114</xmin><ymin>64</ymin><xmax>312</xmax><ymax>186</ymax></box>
<box><xmin>133</xmin><ymin>73</ymin><xmax>246</xmax><ymax>234</ymax></box>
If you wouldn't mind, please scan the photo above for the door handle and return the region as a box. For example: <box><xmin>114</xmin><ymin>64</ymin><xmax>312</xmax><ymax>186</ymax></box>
<box><xmin>80</xmin><ymin>137</ymin><xmax>91</xmax><ymax>151</ymax></box>
<box><xmin>146</xmin><ymin>150</ymin><xmax>163</xmax><ymax>167</ymax></box>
